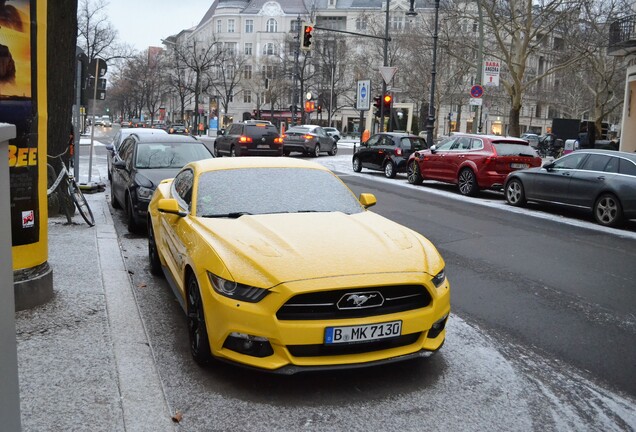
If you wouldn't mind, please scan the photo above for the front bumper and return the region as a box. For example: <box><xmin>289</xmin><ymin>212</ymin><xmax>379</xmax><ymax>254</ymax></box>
<box><xmin>198</xmin><ymin>271</ymin><xmax>450</xmax><ymax>372</ymax></box>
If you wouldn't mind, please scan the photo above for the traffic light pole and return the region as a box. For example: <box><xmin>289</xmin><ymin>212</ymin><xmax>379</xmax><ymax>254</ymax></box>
<box><xmin>292</xmin><ymin>16</ymin><xmax>301</xmax><ymax>126</ymax></box>
<box><xmin>380</xmin><ymin>0</ymin><xmax>391</xmax><ymax>131</ymax></box>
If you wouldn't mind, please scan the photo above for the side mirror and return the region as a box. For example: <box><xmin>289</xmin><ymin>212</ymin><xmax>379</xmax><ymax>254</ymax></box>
<box><xmin>158</xmin><ymin>198</ymin><xmax>187</xmax><ymax>217</ymax></box>
<box><xmin>105</xmin><ymin>144</ymin><xmax>114</xmax><ymax>152</ymax></box>
<box><xmin>217</xmin><ymin>129</ymin><xmax>225</xmax><ymax>136</ymax></box>
<box><xmin>543</xmin><ymin>162</ymin><xmax>555</xmax><ymax>170</ymax></box>
<box><xmin>359</xmin><ymin>193</ymin><xmax>377</xmax><ymax>208</ymax></box>
<box><xmin>113</xmin><ymin>159</ymin><xmax>126</xmax><ymax>170</ymax></box>
<box><xmin>429</xmin><ymin>145</ymin><xmax>437</xmax><ymax>154</ymax></box>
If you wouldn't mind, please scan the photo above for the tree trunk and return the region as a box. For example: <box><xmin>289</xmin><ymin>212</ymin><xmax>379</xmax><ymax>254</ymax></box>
<box><xmin>508</xmin><ymin>91</ymin><xmax>522</xmax><ymax>137</ymax></box>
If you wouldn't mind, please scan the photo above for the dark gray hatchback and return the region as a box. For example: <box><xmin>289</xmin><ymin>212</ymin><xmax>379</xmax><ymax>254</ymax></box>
<box><xmin>215</xmin><ymin>121</ymin><xmax>283</xmax><ymax>157</ymax></box>
<box><xmin>504</xmin><ymin>149</ymin><xmax>636</xmax><ymax>227</ymax></box>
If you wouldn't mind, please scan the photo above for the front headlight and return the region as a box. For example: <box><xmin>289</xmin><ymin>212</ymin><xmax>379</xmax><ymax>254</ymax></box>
<box><xmin>207</xmin><ymin>272</ymin><xmax>270</xmax><ymax>303</ymax></box>
<box><xmin>137</xmin><ymin>186</ymin><xmax>154</xmax><ymax>200</ymax></box>
<box><xmin>432</xmin><ymin>268</ymin><xmax>446</xmax><ymax>288</ymax></box>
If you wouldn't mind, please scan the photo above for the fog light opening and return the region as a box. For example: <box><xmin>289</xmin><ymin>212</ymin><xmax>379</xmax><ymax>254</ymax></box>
<box><xmin>223</xmin><ymin>332</ymin><xmax>274</xmax><ymax>357</ymax></box>
<box><xmin>427</xmin><ymin>314</ymin><xmax>448</xmax><ymax>339</ymax></box>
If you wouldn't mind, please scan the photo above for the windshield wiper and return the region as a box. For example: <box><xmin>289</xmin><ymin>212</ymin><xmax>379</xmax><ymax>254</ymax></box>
<box><xmin>201</xmin><ymin>212</ymin><xmax>252</xmax><ymax>219</ymax></box>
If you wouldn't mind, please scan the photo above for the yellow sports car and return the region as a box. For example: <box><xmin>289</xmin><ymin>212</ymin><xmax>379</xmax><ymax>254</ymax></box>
<box><xmin>147</xmin><ymin>157</ymin><xmax>450</xmax><ymax>373</ymax></box>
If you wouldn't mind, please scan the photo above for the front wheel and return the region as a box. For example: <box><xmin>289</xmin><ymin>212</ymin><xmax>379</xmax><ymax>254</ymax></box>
<box><xmin>458</xmin><ymin>168</ymin><xmax>479</xmax><ymax>196</ymax></box>
<box><xmin>407</xmin><ymin>160</ymin><xmax>423</xmax><ymax>185</ymax></box>
<box><xmin>187</xmin><ymin>275</ymin><xmax>213</xmax><ymax>365</ymax></box>
<box><xmin>148</xmin><ymin>221</ymin><xmax>163</xmax><ymax>276</ymax></box>
<box><xmin>594</xmin><ymin>193</ymin><xmax>624</xmax><ymax>227</ymax></box>
<box><xmin>69</xmin><ymin>180</ymin><xmax>95</xmax><ymax>226</ymax></box>
<box><xmin>505</xmin><ymin>178</ymin><xmax>526</xmax><ymax>207</ymax></box>
<box><xmin>384</xmin><ymin>161</ymin><xmax>396</xmax><ymax>178</ymax></box>
<box><xmin>352</xmin><ymin>156</ymin><xmax>362</xmax><ymax>172</ymax></box>
<box><xmin>126</xmin><ymin>194</ymin><xmax>140</xmax><ymax>233</ymax></box>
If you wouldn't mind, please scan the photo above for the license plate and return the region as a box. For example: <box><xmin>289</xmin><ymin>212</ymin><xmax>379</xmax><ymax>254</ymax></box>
<box><xmin>510</xmin><ymin>163</ymin><xmax>529</xmax><ymax>169</ymax></box>
<box><xmin>325</xmin><ymin>320</ymin><xmax>402</xmax><ymax>344</ymax></box>
<box><xmin>257</xmin><ymin>144</ymin><xmax>270</xmax><ymax>149</ymax></box>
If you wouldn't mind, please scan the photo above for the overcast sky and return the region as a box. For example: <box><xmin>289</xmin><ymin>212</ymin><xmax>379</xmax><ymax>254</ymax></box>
<box><xmin>105</xmin><ymin>0</ymin><xmax>211</xmax><ymax>51</ymax></box>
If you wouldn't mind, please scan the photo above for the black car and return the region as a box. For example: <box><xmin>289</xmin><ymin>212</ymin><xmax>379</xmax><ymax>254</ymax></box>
<box><xmin>168</xmin><ymin>124</ymin><xmax>189</xmax><ymax>135</ymax></box>
<box><xmin>282</xmin><ymin>125</ymin><xmax>337</xmax><ymax>157</ymax></box>
<box><xmin>105</xmin><ymin>128</ymin><xmax>168</xmax><ymax>180</ymax></box>
<box><xmin>504</xmin><ymin>149</ymin><xmax>636</xmax><ymax>227</ymax></box>
<box><xmin>353</xmin><ymin>132</ymin><xmax>427</xmax><ymax>178</ymax></box>
<box><xmin>110</xmin><ymin>134</ymin><xmax>213</xmax><ymax>232</ymax></box>
<box><xmin>215</xmin><ymin>121</ymin><xmax>282</xmax><ymax>157</ymax></box>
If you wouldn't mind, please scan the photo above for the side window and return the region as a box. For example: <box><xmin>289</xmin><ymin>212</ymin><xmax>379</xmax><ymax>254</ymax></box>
<box><xmin>619</xmin><ymin>159</ymin><xmax>636</xmax><ymax>176</ymax></box>
<box><xmin>471</xmin><ymin>138</ymin><xmax>484</xmax><ymax>150</ymax></box>
<box><xmin>604</xmin><ymin>157</ymin><xmax>619</xmax><ymax>173</ymax></box>
<box><xmin>401</xmin><ymin>138</ymin><xmax>412</xmax><ymax>150</ymax></box>
<box><xmin>172</xmin><ymin>169</ymin><xmax>194</xmax><ymax>209</ymax></box>
<box><xmin>380</xmin><ymin>136</ymin><xmax>394</xmax><ymax>146</ymax></box>
<box><xmin>579</xmin><ymin>154</ymin><xmax>612</xmax><ymax>172</ymax></box>
<box><xmin>118</xmin><ymin>138</ymin><xmax>134</xmax><ymax>166</ymax></box>
<box><xmin>553</xmin><ymin>153</ymin><xmax>587</xmax><ymax>170</ymax></box>
<box><xmin>457</xmin><ymin>137</ymin><xmax>471</xmax><ymax>150</ymax></box>
<box><xmin>436</xmin><ymin>138</ymin><xmax>456</xmax><ymax>151</ymax></box>
<box><xmin>366</xmin><ymin>135</ymin><xmax>381</xmax><ymax>146</ymax></box>
<box><xmin>228</xmin><ymin>124</ymin><xmax>241</xmax><ymax>135</ymax></box>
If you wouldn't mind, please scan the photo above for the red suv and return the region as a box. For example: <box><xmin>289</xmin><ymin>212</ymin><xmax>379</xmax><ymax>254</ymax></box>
<box><xmin>407</xmin><ymin>133</ymin><xmax>541</xmax><ymax>196</ymax></box>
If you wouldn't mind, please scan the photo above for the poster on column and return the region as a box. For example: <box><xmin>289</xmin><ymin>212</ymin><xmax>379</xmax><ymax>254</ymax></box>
<box><xmin>0</xmin><ymin>0</ymin><xmax>39</xmax><ymax>246</ymax></box>
<box><xmin>483</xmin><ymin>60</ymin><xmax>500</xmax><ymax>87</ymax></box>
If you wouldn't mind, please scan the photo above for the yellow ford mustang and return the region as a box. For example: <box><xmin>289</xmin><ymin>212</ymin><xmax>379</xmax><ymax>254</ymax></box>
<box><xmin>147</xmin><ymin>157</ymin><xmax>450</xmax><ymax>373</ymax></box>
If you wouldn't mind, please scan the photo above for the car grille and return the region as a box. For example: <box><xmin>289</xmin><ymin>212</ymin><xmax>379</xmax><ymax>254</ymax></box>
<box><xmin>287</xmin><ymin>333</ymin><xmax>421</xmax><ymax>357</ymax></box>
<box><xmin>276</xmin><ymin>285</ymin><xmax>432</xmax><ymax>320</ymax></box>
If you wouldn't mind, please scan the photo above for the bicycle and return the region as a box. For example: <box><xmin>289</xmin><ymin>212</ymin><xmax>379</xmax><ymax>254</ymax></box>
<box><xmin>47</xmin><ymin>150</ymin><xmax>95</xmax><ymax>227</ymax></box>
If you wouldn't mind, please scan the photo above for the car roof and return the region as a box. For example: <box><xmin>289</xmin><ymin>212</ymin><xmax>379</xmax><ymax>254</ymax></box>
<box><xmin>450</xmin><ymin>132</ymin><xmax>529</xmax><ymax>143</ymax></box>
<box><xmin>572</xmin><ymin>149</ymin><xmax>636</xmax><ymax>162</ymax></box>
<box><xmin>132</xmin><ymin>134</ymin><xmax>201</xmax><ymax>143</ymax></box>
<box><xmin>380</xmin><ymin>132</ymin><xmax>420</xmax><ymax>138</ymax></box>
<box><xmin>188</xmin><ymin>156</ymin><xmax>331</xmax><ymax>173</ymax></box>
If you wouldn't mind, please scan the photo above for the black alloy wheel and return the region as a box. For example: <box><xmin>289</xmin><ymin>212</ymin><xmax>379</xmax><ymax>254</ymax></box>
<box><xmin>352</xmin><ymin>156</ymin><xmax>362</xmax><ymax>172</ymax></box>
<box><xmin>110</xmin><ymin>181</ymin><xmax>121</xmax><ymax>209</ymax></box>
<box><xmin>126</xmin><ymin>193</ymin><xmax>140</xmax><ymax>233</ymax></box>
<box><xmin>407</xmin><ymin>160</ymin><xmax>423</xmax><ymax>185</ymax></box>
<box><xmin>384</xmin><ymin>161</ymin><xmax>396</xmax><ymax>178</ymax></box>
<box><xmin>147</xmin><ymin>221</ymin><xmax>163</xmax><ymax>276</ymax></box>
<box><xmin>505</xmin><ymin>178</ymin><xmax>527</xmax><ymax>207</ymax></box>
<box><xmin>187</xmin><ymin>274</ymin><xmax>213</xmax><ymax>365</ymax></box>
<box><xmin>458</xmin><ymin>168</ymin><xmax>479</xmax><ymax>196</ymax></box>
<box><xmin>594</xmin><ymin>193</ymin><xmax>624</xmax><ymax>227</ymax></box>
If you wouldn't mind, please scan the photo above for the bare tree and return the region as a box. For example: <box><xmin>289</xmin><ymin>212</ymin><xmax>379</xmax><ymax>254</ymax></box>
<box><xmin>76</xmin><ymin>0</ymin><xmax>134</xmax><ymax>64</ymax></box>
<box><xmin>209</xmin><ymin>46</ymin><xmax>250</xmax><ymax>125</ymax></box>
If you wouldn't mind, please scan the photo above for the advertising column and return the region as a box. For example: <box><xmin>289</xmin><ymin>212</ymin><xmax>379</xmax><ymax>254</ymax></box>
<box><xmin>0</xmin><ymin>0</ymin><xmax>52</xmax><ymax>310</ymax></box>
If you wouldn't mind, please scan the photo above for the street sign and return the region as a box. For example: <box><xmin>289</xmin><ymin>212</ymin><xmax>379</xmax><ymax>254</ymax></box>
<box><xmin>469</xmin><ymin>98</ymin><xmax>483</xmax><ymax>106</ymax></box>
<box><xmin>470</xmin><ymin>85</ymin><xmax>484</xmax><ymax>98</ymax></box>
<box><xmin>379</xmin><ymin>66</ymin><xmax>398</xmax><ymax>85</ymax></box>
<box><xmin>356</xmin><ymin>80</ymin><xmax>371</xmax><ymax>111</ymax></box>
<box><xmin>483</xmin><ymin>60</ymin><xmax>500</xmax><ymax>87</ymax></box>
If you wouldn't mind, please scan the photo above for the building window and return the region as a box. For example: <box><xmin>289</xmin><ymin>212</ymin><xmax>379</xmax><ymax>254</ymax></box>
<box><xmin>216</xmin><ymin>19</ymin><xmax>222</xmax><ymax>33</ymax></box>
<box><xmin>316</xmin><ymin>16</ymin><xmax>346</xmax><ymax>31</ymax></box>
<box><xmin>244</xmin><ymin>90</ymin><xmax>252</xmax><ymax>104</ymax></box>
<box><xmin>245</xmin><ymin>19</ymin><xmax>253</xmax><ymax>33</ymax></box>
<box><xmin>291</xmin><ymin>20</ymin><xmax>300</xmax><ymax>32</ymax></box>
<box><xmin>390</xmin><ymin>16</ymin><xmax>404</xmax><ymax>31</ymax></box>
<box><xmin>228</xmin><ymin>19</ymin><xmax>235</xmax><ymax>33</ymax></box>
<box><xmin>263</xmin><ymin>43</ymin><xmax>277</xmax><ymax>56</ymax></box>
<box><xmin>267</xmin><ymin>18</ymin><xmax>278</xmax><ymax>33</ymax></box>
<box><xmin>355</xmin><ymin>17</ymin><xmax>367</xmax><ymax>30</ymax></box>
<box><xmin>245</xmin><ymin>43</ymin><xmax>253</xmax><ymax>56</ymax></box>
<box><xmin>261</xmin><ymin>65</ymin><xmax>275</xmax><ymax>79</ymax></box>
<box><xmin>225</xmin><ymin>42</ymin><xmax>237</xmax><ymax>56</ymax></box>
<box><xmin>244</xmin><ymin>65</ymin><xmax>252</xmax><ymax>79</ymax></box>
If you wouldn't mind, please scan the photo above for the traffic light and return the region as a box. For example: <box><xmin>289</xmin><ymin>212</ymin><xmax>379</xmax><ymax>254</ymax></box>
<box><xmin>373</xmin><ymin>96</ymin><xmax>381</xmax><ymax>117</ymax></box>
<box><xmin>301</xmin><ymin>22</ymin><xmax>314</xmax><ymax>51</ymax></box>
<box><xmin>317</xmin><ymin>105</ymin><xmax>322</xmax><ymax>114</ymax></box>
<box><xmin>383</xmin><ymin>94</ymin><xmax>393</xmax><ymax>113</ymax></box>
<box><xmin>304</xmin><ymin>101</ymin><xmax>315</xmax><ymax>113</ymax></box>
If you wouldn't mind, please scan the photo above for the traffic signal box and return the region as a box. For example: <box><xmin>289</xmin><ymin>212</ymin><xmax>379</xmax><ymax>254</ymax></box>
<box><xmin>301</xmin><ymin>23</ymin><xmax>314</xmax><ymax>51</ymax></box>
<box><xmin>373</xmin><ymin>96</ymin><xmax>382</xmax><ymax>117</ymax></box>
<box><xmin>304</xmin><ymin>101</ymin><xmax>315</xmax><ymax>113</ymax></box>
<box><xmin>383</xmin><ymin>94</ymin><xmax>393</xmax><ymax>113</ymax></box>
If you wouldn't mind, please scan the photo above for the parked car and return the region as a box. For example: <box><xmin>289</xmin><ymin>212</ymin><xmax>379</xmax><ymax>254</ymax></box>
<box><xmin>147</xmin><ymin>156</ymin><xmax>450</xmax><ymax>372</ymax></box>
<box><xmin>110</xmin><ymin>133</ymin><xmax>213</xmax><ymax>232</ymax></box>
<box><xmin>215</xmin><ymin>121</ymin><xmax>283</xmax><ymax>157</ymax></box>
<box><xmin>106</xmin><ymin>128</ymin><xmax>168</xmax><ymax>180</ymax></box>
<box><xmin>323</xmin><ymin>127</ymin><xmax>342</xmax><ymax>141</ymax></box>
<box><xmin>504</xmin><ymin>149</ymin><xmax>636</xmax><ymax>227</ymax></box>
<box><xmin>521</xmin><ymin>133</ymin><xmax>540</xmax><ymax>149</ymax></box>
<box><xmin>353</xmin><ymin>132</ymin><xmax>427</xmax><ymax>178</ymax></box>
<box><xmin>407</xmin><ymin>133</ymin><xmax>542</xmax><ymax>196</ymax></box>
<box><xmin>282</xmin><ymin>125</ymin><xmax>337</xmax><ymax>157</ymax></box>
<box><xmin>168</xmin><ymin>124</ymin><xmax>189</xmax><ymax>135</ymax></box>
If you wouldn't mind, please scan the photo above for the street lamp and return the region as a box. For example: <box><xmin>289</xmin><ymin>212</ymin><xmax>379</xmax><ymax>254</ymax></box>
<box><xmin>426</xmin><ymin>0</ymin><xmax>441</xmax><ymax>147</ymax></box>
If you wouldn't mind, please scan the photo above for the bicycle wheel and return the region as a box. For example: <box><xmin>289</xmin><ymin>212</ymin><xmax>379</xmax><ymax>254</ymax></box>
<box><xmin>69</xmin><ymin>180</ymin><xmax>95</xmax><ymax>226</ymax></box>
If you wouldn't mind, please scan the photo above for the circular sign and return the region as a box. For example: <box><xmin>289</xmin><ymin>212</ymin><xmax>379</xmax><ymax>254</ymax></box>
<box><xmin>306</xmin><ymin>92</ymin><xmax>312</xmax><ymax>100</ymax></box>
<box><xmin>470</xmin><ymin>85</ymin><xmax>484</xmax><ymax>98</ymax></box>
<box><xmin>360</xmin><ymin>85</ymin><xmax>367</xmax><ymax>100</ymax></box>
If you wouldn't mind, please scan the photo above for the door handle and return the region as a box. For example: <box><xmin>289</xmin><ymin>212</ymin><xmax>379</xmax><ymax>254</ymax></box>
<box><xmin>597</xmin><ymin>176</ymin><xmax>605</xmax><ymax>180</ymax></box>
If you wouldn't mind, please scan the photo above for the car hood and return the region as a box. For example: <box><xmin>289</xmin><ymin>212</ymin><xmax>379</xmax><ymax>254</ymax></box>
<box><xmin>135</xmin><ymin>168</ymin><xmax>179</xmax><ymax>188</ymax></box>
<box><xmin>193</xmin><ymin>211</ymin><xmax>442</xmax><ymax>288</ymax></box>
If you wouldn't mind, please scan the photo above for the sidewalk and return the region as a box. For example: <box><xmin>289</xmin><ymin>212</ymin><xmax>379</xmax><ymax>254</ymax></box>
<box><xmin>15</xmin><ymin>162</ymin><xmax>175</xmax><ymax>431</ymax></box>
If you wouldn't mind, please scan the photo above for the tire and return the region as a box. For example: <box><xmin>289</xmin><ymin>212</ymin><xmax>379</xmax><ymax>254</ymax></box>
<box><xmin>594</xmin><ymin>193</ymin><xmax>624</xmax><ymax>227</ymax></box>
<box><xmin>384</xmin><ymin>161</ymin><xmax>396</xmax><ymax>178</ymax></box>
<box><xmin>69</xmin><ymin>181</ymin><xmax>95</xmax><ymax>226</ymax></box>
<box><xmin>505</xmin><ymin>178</ymin><xmax>526</xmax><ymax>207</ymax></box>
<box><xmin>328</xmin><ymin>143</ymin><xmax>338</xmax><ymax>156</ymax></box>
<box><xmin>458</xmin><ymin>168</ymin><xmax>479</xmax><ymax>196</ymax></box>
<box><xmin>148</xmin><ymin>220</ymin><xmax>163</xmax><ymax>276</ymax></box>
<box><xmin>313</xmin><ymin>144</ymin><xmax>320</xmax><ymax>158</ymax></box>
<box><xmin>213</xmin><ymin>144</ymin><xmax>219</xmax><ymax>157</ymax></box>
<box><xmin>230</xmin><ymin>146</ymin><xmax>238</xmax><ymax>157</ymax></box>
<box><xmin>284</xmin><ymin>149</ymin><xmax>291</xmax><ymax>156</ymax></box>
<box><xmin>126</xmin><ymin>193</ymin><xmax>140</xmax><ymax>233</ymax></box>
<box><xmin>352</xmin><ymin>156</ymin><xmax>362</xmax><ymax>172</ymax></box>
<box><xmin>186</xmin><ymin>274</ymin><xmax>213</xmax><ymax>365</ymax></box>
<box><xmin>110</xmin><ymin>181</ymin><xmax>121</xmax><ymax>209</ymax></box>
<box><xmin>407</xmin><ymin>160</ymin><xmax>423</xmax><ymax>185</ymax></box>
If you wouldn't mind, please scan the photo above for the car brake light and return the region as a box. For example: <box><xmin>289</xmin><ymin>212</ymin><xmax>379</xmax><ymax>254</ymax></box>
<box><xmin>274</xmin><ymin>137</ymin><xmax>282</xmax><ymax>144</ymax></box>
<box><xmin>304</xmin><ymin>135</ymin><xmax>313</xmax><ymax>140</ymax></box>
<box><xmin>282</xmin><ymin>134</ymin><xmax>287</xmax><ymax>138</ymax></box>
<box><xmin>239</xmin><ymin>136</ymin><xmax>253</xmax><ymax>143</ymax></box>
<box><xmin>394</xmin><ymin>148</ymin><xmax>403</xmax><ymax>156</ymax></box>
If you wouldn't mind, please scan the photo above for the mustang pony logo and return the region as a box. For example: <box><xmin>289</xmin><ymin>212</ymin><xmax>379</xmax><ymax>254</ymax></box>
<box><xmin>347</xmin><ymin>293</ymin><xmax>377</xmax><ymax>307</ymax></box>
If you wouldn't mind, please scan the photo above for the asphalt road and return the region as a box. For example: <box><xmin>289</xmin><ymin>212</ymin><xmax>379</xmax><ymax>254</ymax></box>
<box><xmin>95</xmin><ymin>127</ymin><xmax>636</xmax><ymax>430</ymax></box>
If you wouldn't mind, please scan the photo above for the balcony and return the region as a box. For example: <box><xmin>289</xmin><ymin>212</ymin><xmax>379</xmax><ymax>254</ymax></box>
<box><xmin>608</xmin><ymin>15</ymin><xmax>636</xmax><ymax>56</ymax></box>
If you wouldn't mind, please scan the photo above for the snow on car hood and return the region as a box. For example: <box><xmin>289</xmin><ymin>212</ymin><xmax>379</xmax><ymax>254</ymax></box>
<box><xmin>195</xmin><ymin>211</ymin><xmax>441</xmax><ymax>287</ymax></box>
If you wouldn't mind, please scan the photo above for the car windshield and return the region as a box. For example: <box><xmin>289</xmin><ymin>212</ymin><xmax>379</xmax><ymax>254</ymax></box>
<box><xmin>493</xmin><ymin>142</ymin><xmax>537</xmax><ymax>157</ymax></box>
<box><xmin>195</xmin><ymin>167</ymin><xmax>364</xmax><ymax>217</ymax></box>
<box><xmin>136</xmin><ymin>142</ymin><xmax>210</xmax><ymax>169</ymax></box>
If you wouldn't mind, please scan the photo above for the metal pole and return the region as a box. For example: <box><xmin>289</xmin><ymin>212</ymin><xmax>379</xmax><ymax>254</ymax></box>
<box><xmin>292</xmin><ymin>16</ymin><xmax>301</xmax><ymax>125</ymax></box>
<box><xmin>426</xmin><ymin>0</ymin><xmax>440</xmax><ymax>146</ymax></box>
<box><xmin>380</xmin><ymin>0</ymin><xmax>391</xmax><ymax>131</ymax></box>
<box><xmin>74</xmin><ymin>56</ymin><xmax>82</xmax><ymax>180</ymax></box>
<box><xmin>88</xmin><ymin>58</ymin><xmax>99</xmax><ymax>183</ymax></box>
<box><xmin>473</xmin><ymin>0</ymin><xmax>484</xmax><ymax>133</ymax></box>
<box><xmin>329</xmin><ymin>47</ymin><xmax>335</xmax><ymax>127</ymax></box>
